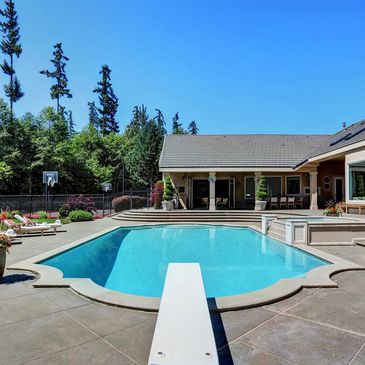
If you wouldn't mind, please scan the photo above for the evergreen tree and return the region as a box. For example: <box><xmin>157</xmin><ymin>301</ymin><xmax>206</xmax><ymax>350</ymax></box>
<box><xmin>154</xmin><ymin>108</ymin><xmax>166</xmax><ymax>135</ymax></box>
<box><xmin>88</xmin><ymin>101</ymin><xmax>99</xmax><ymax>129</ymax></box>
<box><xmin>93</xmin><ymin>64</ymin><xmax>119</xmax><ymax>134</ymax></box>
<box><xmin>67</xmin><ymin>110</ymin><xmax>75</xmax><ymax>136</ymax></box>
<box><xmin>125</xmin><ymin>104</ymin><xmax>148</xmax><ymax>138</ymax></box>
<box><xmin>0</xmin><ymin>0</ymin><xmax>23</xmax><ymax>119</ymax></box>
<box><xmin>171</xmin><ymin>112</ymin><xmax>187</xmax><ymax>134</ymax></box>
<box><xmin>188</xmin><ymin>120</ymin><xmax>199</xmax><ymax>135</ymax></box>
<box><xmin>40</xmin><ymin>43</ymin><xmax>72</xmax><ymax>114</ymax></box>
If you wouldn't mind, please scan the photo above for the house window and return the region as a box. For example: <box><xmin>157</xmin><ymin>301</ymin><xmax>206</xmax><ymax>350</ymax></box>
<box><xmin>286</xmin><ymin>176</ymin><xmax>301</xmax><ymax>195</ymax></box>
<box><xmin>349</xmin><ymin>162</ymin><xmax>365</xmax><ymax>200</ymax></box>
<box><xmin>265</xmin><ymin>177</ymin><xmax>281</xmax><ymax>197</ymax></box>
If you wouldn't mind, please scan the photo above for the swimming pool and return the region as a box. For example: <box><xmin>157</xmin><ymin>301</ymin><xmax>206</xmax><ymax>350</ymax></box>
<box><xmin>41</xmin><ymin>225</ymin><xmax>329</xmax><ymax>298</ymax></box>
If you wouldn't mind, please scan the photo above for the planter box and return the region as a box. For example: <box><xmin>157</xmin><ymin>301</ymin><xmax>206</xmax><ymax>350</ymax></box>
<box><xmin>162</xmin><ymin>200</ymin><xmax>174</xmax><ymax>211</ymax></box>
<box><xmin>255</xmin><ymin>200</ymin><xmax>267</xmax><ymax>211</ymax></box>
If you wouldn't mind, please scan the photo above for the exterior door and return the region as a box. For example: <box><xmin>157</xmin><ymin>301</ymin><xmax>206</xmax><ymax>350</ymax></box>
<box><xmin>334</xmin><ymin>177</ymin><xmax>344</xmax><ymax>202</ymax></box>
<box><xmin>229</xmin><ymin>178</ymin><xmax>235</xmax><ymax>208</ymax></box>
<box><xmin>192</xmin><ymin>179</ymin><xmax>209</xmax><ymax>209</ymax></box>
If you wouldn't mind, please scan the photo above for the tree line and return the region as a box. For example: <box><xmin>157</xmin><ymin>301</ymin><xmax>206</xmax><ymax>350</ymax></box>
<box><xmin>0</xmin><ymin>0</ymin><xmax>199</xmax><ymax>195</ymax></box>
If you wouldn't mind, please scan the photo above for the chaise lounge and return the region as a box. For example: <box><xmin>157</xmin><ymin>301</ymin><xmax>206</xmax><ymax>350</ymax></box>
<box><xmin>3</xmin><ymin>219</ymin><xmax>52</xmax><ymax>236</ymax></box>
<box><xmin>15</xmin><ymin>215</ymin><xmax>63</xmax><ymax>233</ymax></box>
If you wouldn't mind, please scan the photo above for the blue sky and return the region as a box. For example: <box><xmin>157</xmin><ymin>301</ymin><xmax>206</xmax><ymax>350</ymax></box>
<box><xmin>10</xmin><ymin>0</ymin><xmax>365</xmax><ymax>134</ymax></box>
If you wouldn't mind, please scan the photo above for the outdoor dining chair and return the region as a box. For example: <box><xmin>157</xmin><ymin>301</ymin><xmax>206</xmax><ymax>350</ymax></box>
<box><xmin>280</xmin><ymin>196</ymin><xmax>288</xmax><ymax>209</ymax></box>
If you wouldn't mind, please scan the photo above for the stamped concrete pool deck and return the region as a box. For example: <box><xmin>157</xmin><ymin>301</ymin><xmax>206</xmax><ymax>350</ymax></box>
<box><xmin>2</xmin><ymin>218</ymin><xmax>365</xmax><ymax>365</ymax></box>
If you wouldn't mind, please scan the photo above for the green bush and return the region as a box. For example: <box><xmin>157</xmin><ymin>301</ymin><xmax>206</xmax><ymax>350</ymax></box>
<box><xmin>255</xmin><ymin>176</ymin><xmax>268</xmax><ymax>201</ymax></box>
<box><xmin>163</xmin><ymin>176</ymin><xmax>174</xmax><ymax>201</ymax></box>
<box><xmin>58</xmin><ymin>204</ymin><xmax>69</xmax><ymax>218</ymax></box>
<box><xmin>68</xmin><ymin>210</ymin><xmax>93</xmax><ymax>222</ymax></box>
<box><xmin>38</xmin><ymin>211</ymin><xmax>48</xmax><ymax>220</ymax></box>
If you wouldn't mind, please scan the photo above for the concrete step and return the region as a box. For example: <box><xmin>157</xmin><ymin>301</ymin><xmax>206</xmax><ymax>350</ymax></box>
<box><xmin>114</xmin><ymin>216</ymin><xmax>261</xmax><ymax>223</ymax></box>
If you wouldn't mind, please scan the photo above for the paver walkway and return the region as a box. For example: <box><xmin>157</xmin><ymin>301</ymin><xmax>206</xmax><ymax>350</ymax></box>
<box><xmin>1</xmin><ymin>219</ymin><xmax>365</xmax><ymax>364</ymax></box>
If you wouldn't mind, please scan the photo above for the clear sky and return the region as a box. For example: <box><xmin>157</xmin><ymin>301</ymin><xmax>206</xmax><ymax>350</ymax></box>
<box><xmin>10</xmin><ymin>0</ymin><xmax>365</xmax><ymax>134</ymax></box>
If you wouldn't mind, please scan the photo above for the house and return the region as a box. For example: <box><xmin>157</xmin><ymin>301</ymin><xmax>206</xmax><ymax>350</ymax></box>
<box><xmin>159</xmin><ymin>120</ymin><xmax>365</xmax><ymax>210</ymax></box>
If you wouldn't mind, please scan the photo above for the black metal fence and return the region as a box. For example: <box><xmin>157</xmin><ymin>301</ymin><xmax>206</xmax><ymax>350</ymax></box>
<box><xmin>0</xmin><ymin>190</ymin><xmax>151</xmax><ymax>217</ymax></box>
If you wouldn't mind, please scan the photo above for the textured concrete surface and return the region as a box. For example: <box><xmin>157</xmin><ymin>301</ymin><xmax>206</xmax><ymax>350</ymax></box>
<box><xmin>1</xmin><ymin>219</ymin><xmax>365</xmax><ymax>364</ymax></box>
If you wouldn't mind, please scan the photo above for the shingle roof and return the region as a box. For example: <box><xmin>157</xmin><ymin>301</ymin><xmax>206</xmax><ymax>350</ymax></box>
<box><xmin>159</xmin><ymin>134</ymin><xmax>329</xmax><ymax>169</ymax></box>
<box><xmin>307</xmin><ymin>119</ymin><xmax>365</xmax><ymax>160</ymax></box>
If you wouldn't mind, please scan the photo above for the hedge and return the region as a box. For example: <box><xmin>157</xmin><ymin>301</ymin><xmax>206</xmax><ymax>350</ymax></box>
<box><xmin>112</xmin><ymin>195</ymin><xmax>147</xmax><ymax>212</ymax></box>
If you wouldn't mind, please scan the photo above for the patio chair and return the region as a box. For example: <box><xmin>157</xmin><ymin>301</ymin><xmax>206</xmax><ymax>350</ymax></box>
<box><xmin>269</xmin><ymin>197</ymin><xmax>278</xmax><ymax>209</ymax></box>
<box><xmin>288</xmin><ymin>197</ymin><xmax>295</xmax><ymax>209</ymax></box>
<box><xmin>15</xmin><ymin>214</ymin><xmax>63</xmax><ymax>233</ymax></box>
<box><xmin>280</xmin><ymin>196</ymin><xmax>288</xmax><ymax>209</ymax></box>
<box><xmin>3</xmin><ymin>219</ymin><xmax>51</xmax><ymax>236</ymax></box>
<box><xmin>201</xmin><ymin>197</ymin><xmax>209</xmax><ymax>208</ymax></box>
<box><xmin>295</xmin><ymin>196</ymin><xmax>304</xmax><ymax>209</ymax></box>
<box><xmin>217</xmin><ymin>198</ymin><xmax>229</xmax><ymax>208</ymax></box>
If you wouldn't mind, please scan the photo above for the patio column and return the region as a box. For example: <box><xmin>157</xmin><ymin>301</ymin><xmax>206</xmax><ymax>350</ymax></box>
<box><xmin>209</xmin><ymin>172</ymin><xmax>216</xmax><ymax>211</ymax></box>
<box><xmin>309</xmin><ymin>171</ymin><xmax>318</xmax><ymax>210</ymax></box>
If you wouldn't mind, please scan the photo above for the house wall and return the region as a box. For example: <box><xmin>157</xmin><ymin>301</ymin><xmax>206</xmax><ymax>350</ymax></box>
<box><xmin>167</xmin><ymin>171</ymin><xmax>311</xmax><ymax>209</ymax></box>
<box><xmin>317</xmin><ymin>160</ymin><xmax>345</xmax><ymax>202</ymax></box>
<box><xmin>345</xmin><ymin>150</ymin><xmax>365</xmax><ymax>203</ymax></box>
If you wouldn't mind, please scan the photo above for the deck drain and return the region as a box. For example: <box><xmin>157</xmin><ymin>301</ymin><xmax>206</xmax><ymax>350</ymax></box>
<box><xmin>156</xmin><ymin>351</ymin><xmax>165</xmax><ymax>357</ymax></box>
<box><xmin>204</xmin><ymin>352</ymin><xmax>212</xmax><ymax>358</ymax></box>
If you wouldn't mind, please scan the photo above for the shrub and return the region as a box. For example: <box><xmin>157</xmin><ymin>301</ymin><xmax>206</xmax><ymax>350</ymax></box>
<box><xmin>163</xmin><ymin>176</ymin><xmax>174</xmax><ymax>201</ymax></box>
<box><xmin>68</xmin><ymin>210</ymin><xmax>93</xmax><ymax>222</ymax></box>
<box><xmin>151</xmin><ymin>180</ymin><xmax>164</xmax><ymax>209</ymax></box>
<box><xmin>59</xmin><ymin>195</ymin><xmax>96</xmax><ymax>217</ymax></box>
<box><xmin>67</xmin><ymin>195</ymin><xmax>96</xmax><ymax>213</ymax></box>
<box><xmin>255</xmin><ymin>176</ymin><xmax>268</xmax><ymax>201</ymax></box>
<box><xmin>38</xmin><ymin>211</ymin><xmax>48</xmax><ymax>220</ymax></box>
<box><xmin>58</xmin><ymin>204</ymin><xmax>69</xmax><ymax>218</ymax></box>
<box><xmin>112</xmin><ymin>195</ymin><xmax>147</xmax><ymax>212</ymax></box>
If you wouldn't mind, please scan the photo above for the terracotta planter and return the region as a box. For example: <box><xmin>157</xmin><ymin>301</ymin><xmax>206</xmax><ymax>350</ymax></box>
<box><xmin>255</xmin><ymin>200</ymin><xmax>267</xmax><ymax>211</ymax></box>
<box><xmin>0</xmin><ymin>249</ymin><xmax>6</xmax><ymax>279</ymax></box>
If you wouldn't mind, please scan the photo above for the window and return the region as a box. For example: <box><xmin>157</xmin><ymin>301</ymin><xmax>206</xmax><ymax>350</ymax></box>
<box><xmin>265</xmin><ymin>177</ymin><xmax>282</xmax><ymax>197</ymax></box>
<box><xmin>286</xmin><ymin>176</ymin><xmax>301</xmax><ymax>195</ymax></box>
<box><xmin>349</xmin><ymin>162</ymin><xmax>365</xmax><ymax>200</ymax></box>
<box><xmin>245</xmin><ymin>177</ymin><xmax>255</xmax><ymax>198</ymax></box>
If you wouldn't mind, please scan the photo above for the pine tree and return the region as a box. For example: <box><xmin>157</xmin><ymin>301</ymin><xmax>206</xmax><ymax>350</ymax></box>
<box><xmin>154</xmin><ymin>108</ymin><xmax>166</xmax><ymax>135</ymax></box>
<box><xmin>171</xmin><ymin>112</ymin><xmax>186</xmax><ymax>134</ymax></box>
<box><xmin>88</xmin><ymin>101</ymin><xmax>99</xmax><ymax>129</ymax></box>
<box><xmin>188</xmin><ymin>120</ymin><xmax>198</xmax><ymax>135</ymax></box>
<box><xmin>40</xmin><ymin>43</ymin><xmax>72</xmax><ymax>114</ymax></box>
<box><xmin>93</xmin><ymin>64</ymin><xmax>119</xmax><ymax>134</ymax></box>
<box><xmin>125</xmin><ymin>105</ymin><xmax>148</xmax><ymax>138</ymax></box>
<box><xmin>0</xmin><ymin>0</ymin><xmax>23</xmax><ymax>119</ymax></box>
<box><xmin>67</xmin><ymin>110</ymin><xmax>75</xmax><ymax>136</ymax></box>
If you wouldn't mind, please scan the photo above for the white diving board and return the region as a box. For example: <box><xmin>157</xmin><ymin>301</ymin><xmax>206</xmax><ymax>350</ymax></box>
<box><xmin>148</xmin><ymin>263</ymin><xmax>218</xmax><ymax>365</ymax></box>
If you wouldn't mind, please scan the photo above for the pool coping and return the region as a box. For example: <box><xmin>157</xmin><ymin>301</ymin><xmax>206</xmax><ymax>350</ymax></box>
<box><xmin>8</xmin><ymin>223</ymin><xmax>365</xmax><ymax>312</ymax></box>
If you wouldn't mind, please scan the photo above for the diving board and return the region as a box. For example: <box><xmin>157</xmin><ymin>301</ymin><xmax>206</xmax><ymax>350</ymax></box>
<box><xmin>148</xmin><ymin>263</ymin><xmax>218</xmax><ymax>365</ymax></box>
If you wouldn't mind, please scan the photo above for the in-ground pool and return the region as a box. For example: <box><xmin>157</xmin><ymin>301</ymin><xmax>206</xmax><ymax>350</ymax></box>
<box><xmin>41</xmin><ymin>225</ymin><xmax>329</xmax><ymax>298</ymax></box>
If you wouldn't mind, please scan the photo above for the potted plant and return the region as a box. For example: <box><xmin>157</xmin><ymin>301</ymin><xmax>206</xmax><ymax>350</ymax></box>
<box><xmin>255</xmin><ymin>176</ymin><xmax>268</xmax><ymax>211</ymax></box>
<box><xmin>324</xmin><ymin>200</ymin><xmax>343</xmax><ymax>217</ymax></box>
<box><xmin>0</xmin><ymin>233</ymin><xmax>11</xmax><ymax>279</ymax></box>
<box><xmin>162</xmin><ymin>176</ymin><xmax>174</xmax><ymax>211</ymax></box>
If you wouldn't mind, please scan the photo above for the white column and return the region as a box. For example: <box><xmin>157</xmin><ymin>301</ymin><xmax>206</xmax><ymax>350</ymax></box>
<box><xmin>209</xmin><ymin>172</ymin><xmax>216</xmax><ymax>211</ymax></box>
<box><xmin>309</xmin><ymin>171</ymin><xmax>318</xmax><ymax>210</ymax></box>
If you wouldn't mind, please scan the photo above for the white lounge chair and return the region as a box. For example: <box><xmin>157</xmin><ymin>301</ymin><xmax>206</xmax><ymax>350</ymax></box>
<box><xmin>3</xmin><ymin>219</ymin><xmax>52</xmax><ymax>236</ymax></box>
<box><xmin>14</xmin><ymin>215</ymin><xmax>63</xmax><ymax>233</ymax></box>
<box><xmin>4</xmin><ymin>229</ymin><xmax>17</xmax><ymax>240</ymax></box>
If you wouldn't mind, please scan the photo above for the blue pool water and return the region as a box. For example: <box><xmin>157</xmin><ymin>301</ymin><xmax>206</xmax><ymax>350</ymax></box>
<box><xmin>41</xmin><ymin>225</ymin><xmax>329</xmax><ymax>298</ymax></box>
